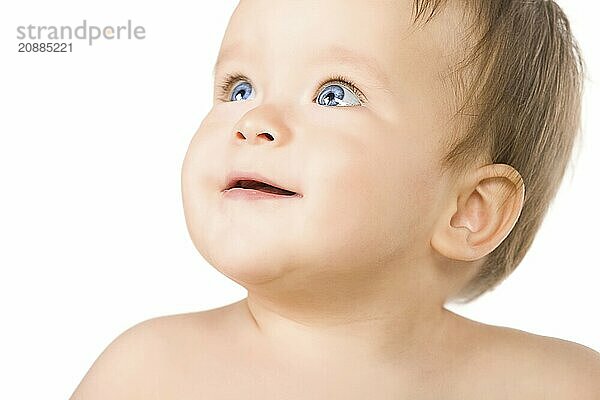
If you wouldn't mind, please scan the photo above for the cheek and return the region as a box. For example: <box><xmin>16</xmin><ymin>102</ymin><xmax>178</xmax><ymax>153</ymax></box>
<box><xmin>181</xmin><ymin>113</ymin><xmax>234</xmax><ymax>267</ymax></box>
<box><xmin>182</xmin><ymin>105</ymin><xmax>251</xmax><ymax>199</ymax></box>
<box><xmin>299</xmin><ymin>112</ymin><xmax>441</xmax><ymax>265</ymax></box>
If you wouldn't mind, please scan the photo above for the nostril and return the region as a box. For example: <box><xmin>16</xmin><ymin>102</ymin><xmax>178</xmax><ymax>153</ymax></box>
<box><xmin>235</xmin><ymin>132</ymin><xmax>274</xmax><ymax>141</ymax></box>
<box><xmin>257</xmin><ymin>132</ymin><xmax>274</xmax><ymax>141</ymax></box>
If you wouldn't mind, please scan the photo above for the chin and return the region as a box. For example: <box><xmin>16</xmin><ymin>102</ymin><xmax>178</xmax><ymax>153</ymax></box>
<box><xmin>197</xmin><ymin>237</ymin><xmax>295</xmax><ymax>286</ymax></box>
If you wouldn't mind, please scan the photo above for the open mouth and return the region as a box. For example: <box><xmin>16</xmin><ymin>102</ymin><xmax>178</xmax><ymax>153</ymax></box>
<box><xmin>225</xmin><ymin>179</ymin><xmax>298</xmax><ymax>196</ymax></box>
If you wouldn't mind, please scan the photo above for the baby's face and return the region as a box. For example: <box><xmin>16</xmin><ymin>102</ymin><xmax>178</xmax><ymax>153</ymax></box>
<box><xmin>182</xmin><ymin>0</ymin><xmax>461</xmax><ymax>288</ymax></box>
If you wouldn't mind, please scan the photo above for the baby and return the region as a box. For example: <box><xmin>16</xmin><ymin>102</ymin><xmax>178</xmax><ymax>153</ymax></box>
<box><xmin>70</xmin><ymin>0</ymin><xmax>600</xmax><ymax>398</ymax></box>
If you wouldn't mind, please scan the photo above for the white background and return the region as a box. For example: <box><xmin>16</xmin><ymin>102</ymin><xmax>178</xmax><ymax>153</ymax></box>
<box><xmin>0</xmin><ymin>1</ymin><xmax>598</xmax><ymax>398</ymax></box>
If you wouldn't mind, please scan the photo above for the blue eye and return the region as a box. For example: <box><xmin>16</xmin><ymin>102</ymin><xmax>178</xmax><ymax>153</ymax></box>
<box><xmin>216</xmin><ymin>73</ymin><xmax>366</xmax><ymax>106</ymax></box>
<box><xmin>315</xmin><ymin>83</ymin><xmax>361</xmax><ymax>107</ymax></box>
<box><xmin>229</xmin><ymin>81</ymin><xmax>254</xmax><ymax>101</ymax></box>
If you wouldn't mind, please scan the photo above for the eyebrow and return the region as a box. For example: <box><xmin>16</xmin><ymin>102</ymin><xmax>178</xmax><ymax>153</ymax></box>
<box><xmin>213</xmin><ymin>43</ymin><xmax>390</xmax><ymax>88</ymax></box>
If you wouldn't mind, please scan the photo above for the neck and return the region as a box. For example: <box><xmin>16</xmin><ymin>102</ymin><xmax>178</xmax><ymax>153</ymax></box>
<box><xmin>237</xmin><ymin>261</ymin><xmax>458</xmax><ymax>367</ymax></box>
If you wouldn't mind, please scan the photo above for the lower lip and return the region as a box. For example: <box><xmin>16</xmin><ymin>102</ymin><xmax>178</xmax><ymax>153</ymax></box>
<box><xmin>222</xmin><ymin>188</ymin><xmax>303</xmax><ymax>200</ymax></box>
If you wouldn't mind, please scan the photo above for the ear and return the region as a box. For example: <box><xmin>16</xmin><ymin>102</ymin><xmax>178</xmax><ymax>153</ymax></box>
<box><xmin>431</xmin><ymin>164</ymin><xmax>525</xmax><ymax>262</ymax></box>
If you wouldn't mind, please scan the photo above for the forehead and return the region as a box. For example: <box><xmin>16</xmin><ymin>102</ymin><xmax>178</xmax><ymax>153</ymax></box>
<box><xmin>228</xmin><ymin>0</ymin><xmax>409</xmax><ymax>40</ymax></box>
<box><xmin>216</xmin><ymin>0</ymin><xmax>464</xmax><ymax>111</ymax></box>
<box><xmin>217</xmin><ymin>0</ymin><xmax>409</xmax><ymax>74</ymax></box>
<box><xmin>215</xmin><ymin>41</ymin><xmax>392</xmax><ymax>89</ymax></box>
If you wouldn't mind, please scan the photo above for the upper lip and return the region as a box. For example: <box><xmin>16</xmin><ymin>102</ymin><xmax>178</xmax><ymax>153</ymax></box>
<box><xmin>222</xmin><ymin>170</ymin><xmax>302</xmax><ymax>196</ymax></box>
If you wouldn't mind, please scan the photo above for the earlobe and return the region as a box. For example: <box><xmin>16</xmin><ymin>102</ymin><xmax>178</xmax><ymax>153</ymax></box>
<box><xmin>431</xmin><ymin>164</ymin><xmax>525</xmax><ymax>262</ymax></box>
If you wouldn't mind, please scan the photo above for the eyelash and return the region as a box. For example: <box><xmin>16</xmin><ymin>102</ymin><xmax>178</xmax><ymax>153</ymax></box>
<box><xmin>215</xmin><ymin>72</ymin><xmax>367</xmax><ymax>104</ymax></box>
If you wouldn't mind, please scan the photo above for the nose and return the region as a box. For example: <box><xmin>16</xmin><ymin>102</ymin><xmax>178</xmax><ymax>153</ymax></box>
<box><xmin>231</xmin><ymin>103</ymin><xmax>291</xmax><ymax>146</ymax></box>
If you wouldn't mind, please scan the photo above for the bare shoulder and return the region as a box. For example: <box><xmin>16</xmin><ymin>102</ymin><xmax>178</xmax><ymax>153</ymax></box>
<box><xmin>69</xmin><ymin>302</ymin><xmax>240</xmax><ymax>400</ymax></box>
<box><xmin>472</xmin><ymin>321</ymin><xmax>600</xmax><ymax>399</ymax></box>
<box><xmin>519</xmin><ymin>331</ymin><xmax>600</xmax><ymax>398</ymax></box>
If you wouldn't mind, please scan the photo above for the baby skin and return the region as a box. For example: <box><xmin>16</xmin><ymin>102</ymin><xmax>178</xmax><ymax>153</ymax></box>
<box><xmin>70</xmin><ymin>0</ymin><xmax>600</xmax><ymax>399</ymax></box>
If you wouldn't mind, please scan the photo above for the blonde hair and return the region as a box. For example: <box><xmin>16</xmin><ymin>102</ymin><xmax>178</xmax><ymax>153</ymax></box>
<box><xmin>413</xmin><ymin>0</ymin><xmax>585</xmax><ymax>302</ymax></box>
